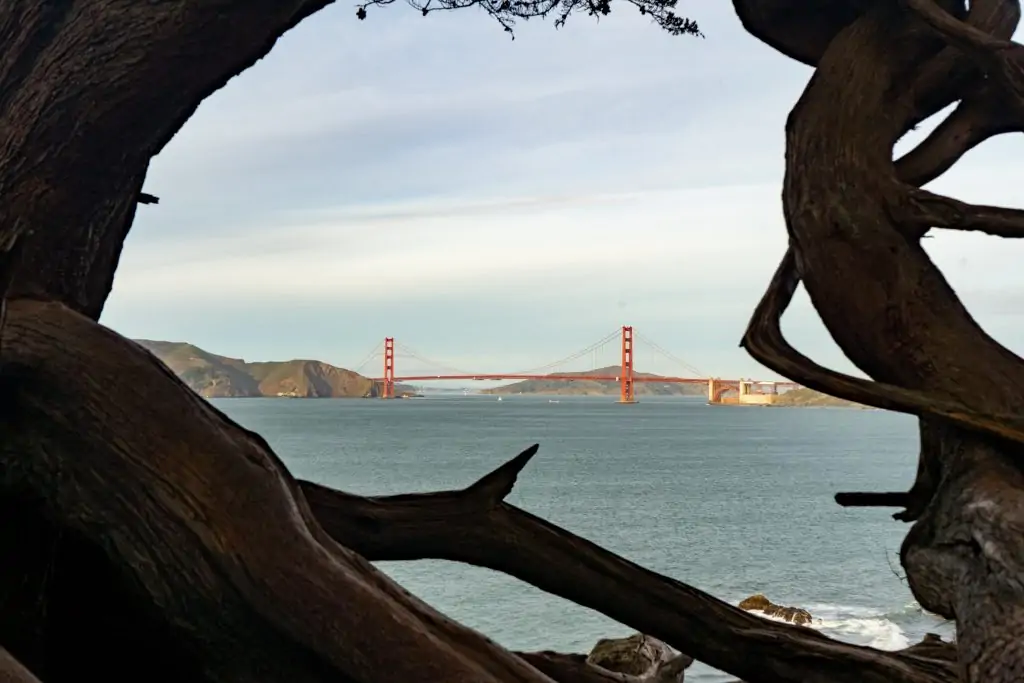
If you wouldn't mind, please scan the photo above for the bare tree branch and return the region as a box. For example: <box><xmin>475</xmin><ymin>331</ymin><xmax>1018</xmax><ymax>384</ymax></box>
<box><xmin>898</xmin><ymin>0</ymin><xmax>1019</xmax><ymax>129</ymax></box>
<box><xmin>302</xmin><ymin>444</ymin><xmax>958</xmax><ymax>683</ymax></box>
<box><xmin>903</xmin><ymin>0</ymin><xmax>1024</xmax><ymax>111</ymax></box>
<box><xmin>904</xmin><ymin>0</ymin><xmax>1015</xmax><ymax>51</ymax></box>
<box><xmin>894</xmin><ymin>87</ymin><xmax>1023</xmax><ymax>187</ymax></box>
<box><xmin>739</xmin><ymin>247</ymin><xmax>1024</xmax><ymax>445</ymax></box>
<box><xmin>903</xmin><ymin>187</ymin><xmax>1024</xmax><ymax>237</ymax></box>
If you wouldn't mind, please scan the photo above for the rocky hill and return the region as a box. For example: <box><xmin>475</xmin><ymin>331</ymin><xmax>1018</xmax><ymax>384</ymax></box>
<box><xmin>136</xmin><ymin>340</ymin><xmax>408</xmax><ymax>399</ymax></box>
<box><xmin>771</xmin><ymin>387</ymin><xmax>865</xmax><ymax>408</ymax></box>
<box><xmin>482</xmin><ymin>366</ymin><xmax>705</xmax><ymax>396</ymax></box>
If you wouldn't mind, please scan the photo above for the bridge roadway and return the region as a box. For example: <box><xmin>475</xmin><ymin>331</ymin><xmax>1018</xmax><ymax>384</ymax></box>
<box><xmin>387</xmin><ymin>374</ymin><xmax>709</xmax><ymax>383</ymax></box>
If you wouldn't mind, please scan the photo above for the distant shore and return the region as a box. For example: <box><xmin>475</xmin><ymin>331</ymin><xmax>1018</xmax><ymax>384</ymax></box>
<box><xmin>765</xmin><ymin>388</ymin><xmax>866</xmax><ymax>409</ymax></box>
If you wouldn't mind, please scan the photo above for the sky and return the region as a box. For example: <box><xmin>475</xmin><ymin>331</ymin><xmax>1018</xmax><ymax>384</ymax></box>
<box><xmin>101</xmin><ymin>2</ymin><xmax>1024</xmax><ymax>381</ymax></box>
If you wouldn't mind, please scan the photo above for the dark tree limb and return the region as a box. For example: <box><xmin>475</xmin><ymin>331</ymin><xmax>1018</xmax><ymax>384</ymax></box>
<box><xmin>0</xmin><ymin>0</ymin><xmax>336</xmax><ymax>319</ymax></box>
<box><xmin>302</xmin><ymin>442</ymin><xmax>957</xmax><ymax>683</ymax></box>
<box><xmin>739</xmin><ymin>248</ymin><xmax>1024</xmax><ymax>443</ymax></box>
<box><xmin>833</xmin><ymin>492</ymin><xmax>913</xmax><ymax>509</ymax></box>
<box><xmin>731</xmin><ymin>0</ymin><xmax>877</xmax><ymax>66</ymax></box>
<box><xmin>0</xmin><ymin>298</ymin><xmax>559</xmax><ymax>683</ymax></box>
<box><xmin>904</xmin><ymin>0</ymin><xmax>1024</xmax><ymax>113</ymax></box>
<box><xmin>903</xmin><ymin>188</ymin><xmax>1024</xmax><ymax>237</ymax></box>
<box><xmin>904</xmin><ymin>0</ymin><xmax>1015</xmax><ymax>51</ymax></box>
<box><xmin>740</xmin><ymin>1</ymin><xmax>1024</xmax><ymax>679</ymax></box>
<box><xmin>894</xmin><ymin>87</ymin><xmax>1023</xmax><ymax>187</ymax></box>
<box><xmin>897</xmin><ymin>0</ymin><xmax>1019</xmax><ymax>128</ymax></box>
<box><xmin>739</xmin><ymin>0</ymin><xmax>1024</xmax><ymax>527</ymax></box>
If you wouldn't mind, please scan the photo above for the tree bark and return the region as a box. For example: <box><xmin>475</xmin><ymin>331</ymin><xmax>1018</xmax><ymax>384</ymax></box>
<box><xmin>0</xmin><ymin>0</ymin><xmax>334</xmax><ymax>319</ymax></box>
<box><xmin>735</xmin><ymin>1</ymin><xmax>1024</xmax><ymax>681</ymax></box>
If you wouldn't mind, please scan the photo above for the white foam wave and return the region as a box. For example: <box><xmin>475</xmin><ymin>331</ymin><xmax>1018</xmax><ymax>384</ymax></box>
<box><xmin>736</xmin><ymin>601</ymin><xmax>911</xmax><ymax>651</ymax></box>
<box><xmin>817</xmin><ymin>615</ymin><xmax>910</xmax><ymax>650</ymax></box>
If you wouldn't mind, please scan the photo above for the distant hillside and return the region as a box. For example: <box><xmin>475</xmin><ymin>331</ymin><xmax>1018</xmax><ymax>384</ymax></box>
<box><xmin>771</xmin><ymin>387</ymin><xmax>865</xmax><ymax>409</ymax></box>
<box><xmin>136</xmin><ymin>340</ymin><xmax>411</xmax><ymax>399</ymax></box>
<box><xmin>482</xmin><ymin>366</ymin><xmax>705</xmax><ymax>396</ymax></box>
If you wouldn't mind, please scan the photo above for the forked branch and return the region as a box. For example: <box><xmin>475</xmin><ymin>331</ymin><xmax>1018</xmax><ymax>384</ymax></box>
<box><xmin>302</xmin><ymin>444</ymin><xmax>957</xmax><ymax>683</ymax></box>
<box><xmin>904</xmin><ymin>0</ymin><xmax>1014</xmax><ymax>52</ymax></box>
<box><xmin>904</xmin><ymin>0</ymin><xmax>1024</xmax><ymax>110</ymax></box>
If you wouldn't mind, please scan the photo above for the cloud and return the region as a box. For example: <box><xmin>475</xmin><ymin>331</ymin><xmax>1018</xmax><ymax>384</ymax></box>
<box><xmin>102</xmin><ymin>1</ymin><xmax>1024</xmax><ymax>380</ymax></box>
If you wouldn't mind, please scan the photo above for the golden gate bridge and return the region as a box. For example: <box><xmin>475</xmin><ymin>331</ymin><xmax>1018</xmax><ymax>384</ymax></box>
<box><xmin>351</xmin><ymin>326</ymin><xmax>799</xmax><ymax>405</ymax></box>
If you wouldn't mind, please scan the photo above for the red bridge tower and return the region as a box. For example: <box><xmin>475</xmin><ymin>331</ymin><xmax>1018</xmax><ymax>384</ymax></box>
<box><xmin>382</xmin><ymin>337</ymin><xmax>395</xmax><ymax>399</ymax></box>
<box><xmin>619</xmin><ymin>325</ymin><xmax>636</xmax><ymax>404</ymax></box>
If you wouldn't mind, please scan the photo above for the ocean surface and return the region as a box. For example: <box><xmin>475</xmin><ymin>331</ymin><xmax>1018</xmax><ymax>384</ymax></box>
<box><xmin>214</xmin><ymin>394</ymin><xmax>951</xmax><ymax>682</ymax></box>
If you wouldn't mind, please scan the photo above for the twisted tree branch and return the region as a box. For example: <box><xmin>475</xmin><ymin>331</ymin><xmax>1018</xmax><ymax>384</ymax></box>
<box><xmin>904</xmin><ymin>0</ymin><xmax>1024</xmax><ymax>112</ymax></box>
<box><xmin>904</xmin><ymin>0</ymin><xmax>1015</xmax><ymax>51</ymax></box>
<box><xmin>895</xmin><ymin>86</ymin><xmax>1023</xmax><ymax>187</ymax></box>
<box><xmin>739</xmin><ymin>248</ymin><xmax>1024</xmax><ymax>443</ymax></box>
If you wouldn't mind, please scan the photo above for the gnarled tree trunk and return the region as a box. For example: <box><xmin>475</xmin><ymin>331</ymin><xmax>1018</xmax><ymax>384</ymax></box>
<box><xmin>1</xmin><ymin>0</ymin><xmax>1022</xmax><ymax>682</ymax></box>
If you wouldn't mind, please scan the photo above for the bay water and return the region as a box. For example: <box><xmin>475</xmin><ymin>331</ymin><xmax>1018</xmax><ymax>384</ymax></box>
<box><xmin>215</xmin><ymin>394</ymin><xmax>950</xmax><ymax>681</ymax></box>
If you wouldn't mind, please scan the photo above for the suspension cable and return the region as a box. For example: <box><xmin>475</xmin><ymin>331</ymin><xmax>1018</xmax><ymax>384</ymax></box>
<box><xmin>351</xmin><ymin>341</ymin><xmax>384</xmax><ymax>375</ymax></box>
<box><xmin>635</xmin><ymin>332</ymin><xmax>706</xmax><ymax>378</ymax></box>
<box><xmin>510</xmin><ymin>329</ymin><xmax>621</xmax><ymax>374</ymax></box>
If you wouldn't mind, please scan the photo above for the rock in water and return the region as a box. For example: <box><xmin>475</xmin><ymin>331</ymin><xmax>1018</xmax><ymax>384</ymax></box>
<box><xmin>738</xmin><ymin>593</ymin><xmax>813</xmax><ymax>625</ymax></box>
<box><xmin>587</xmin><ymin>633</ymin><xmax>693</xmax><ymax>681</ymax></box>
